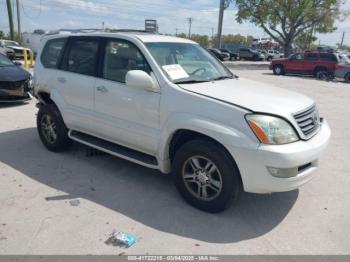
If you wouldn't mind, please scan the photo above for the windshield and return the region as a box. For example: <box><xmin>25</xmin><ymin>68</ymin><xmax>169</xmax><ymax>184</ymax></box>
<box><xmin>3</xmin><ymin>40</ymin><xmax>20</xmax><ymax>47</ymax></box>
<box><xmin>0</xmin><ymin>54</ymin><xmax>15</xmax><ymax>67</ymax></box>
<box><xmin>145</xmin><ymin>42</ymin><xmax>233</xmax><ymax>84</ymax></box>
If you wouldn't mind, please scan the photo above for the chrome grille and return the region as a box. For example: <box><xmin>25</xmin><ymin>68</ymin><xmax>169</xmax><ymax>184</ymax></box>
<box><xmin>293</xmin><ymin>105</ymin><xmax>320</xmax><ymax>138</ymax></box>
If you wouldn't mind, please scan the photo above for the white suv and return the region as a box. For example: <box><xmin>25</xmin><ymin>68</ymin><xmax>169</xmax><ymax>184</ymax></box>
<box><xmin>34</xmin><ymin>32</ymin><xmax>330</xmax><ymax>212</ymax></box>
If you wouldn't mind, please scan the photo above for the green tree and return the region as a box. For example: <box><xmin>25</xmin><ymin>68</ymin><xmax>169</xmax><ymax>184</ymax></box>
<box><xmin>295</xmin><ymin>31</ymin><xmax>318</xmax><ymax>50</ymax></box>
<box><xmin>177</xmin><ymin>33</ymin><xmax>187</xmax><ymax>39</ymax></box>
<box><xmin>212</xmin><ymin>34</ymin><xmax>254</xmax><ymax>47</ymax></box>
<box><xmin>190</xmin><ymin>34</ymin><xmax>209</xmax><ymax>47</ymax></box>
<box><xmin>235</xmin><ymin>0</ymin><xmax>346</xmax><ymax>56</ymax></box>
<box><xmin>0</xmin><ymin>30</ymin><xmax>5</xmax><ymax>39</ymax></box>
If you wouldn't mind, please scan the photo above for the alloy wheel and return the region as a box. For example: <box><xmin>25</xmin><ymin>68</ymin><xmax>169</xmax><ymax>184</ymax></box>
<box><xmin>182</xmin><ymin>156</ymin><xmax>223</xmax><ymax>201</ymax></box>
<box><xmin>41</xmin><ymin>114</ymin><xmax>57</xmax><ymax>144</ymax></box>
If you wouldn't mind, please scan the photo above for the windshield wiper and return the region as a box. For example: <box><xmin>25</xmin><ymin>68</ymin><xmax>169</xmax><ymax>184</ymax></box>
<box><xmin>211</xmin><ymin>75</ymin><xmax>236</xmax><ymax>81</ymax></box>
<box><xmin>175</xmin><ymin>79</ymin><xmax>210</xmax><ymax>84</ymax></box>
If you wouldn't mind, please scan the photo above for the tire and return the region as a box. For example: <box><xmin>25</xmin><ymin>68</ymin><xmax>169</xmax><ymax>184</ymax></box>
<box><xmin>273</xmin><ymin>64</ymin><xmax>284</xmax><ymax>75</ymax></box>
<box><xmin>37</xmin><ymin>103</ymin><xmax>71</xmax><ymax>152</ymax></box>
<box><xmin>345</xmin><ymin>73</ymin><xmax>350</xmax><ymax>83</ymax></box>
<box><xmin>172</xmin><ymin>139</ymin><xmax>241</xmax><ymax>213</ymax></box>
<box><xmin>315</xmin><ymin>70</ymin><xmax>329</xmax><ymax>80</ymax></box>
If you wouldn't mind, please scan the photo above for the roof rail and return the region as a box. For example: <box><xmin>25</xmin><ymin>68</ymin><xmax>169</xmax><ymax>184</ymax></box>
<box><xmin>105</xmin><ymin>29</ymin><xmax>156</xmax><ymax>34</ymax></box>
<box><xmin>43</xmin><ymin>28</ymin><xmax>157</xmax><ymax>37</ymax></box>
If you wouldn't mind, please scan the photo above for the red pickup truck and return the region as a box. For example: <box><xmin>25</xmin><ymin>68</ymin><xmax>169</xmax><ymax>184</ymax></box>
<box><xmin>269</xmin><ymin>52</ymin><xmax>339</xmax><ymax>78</ymax></box>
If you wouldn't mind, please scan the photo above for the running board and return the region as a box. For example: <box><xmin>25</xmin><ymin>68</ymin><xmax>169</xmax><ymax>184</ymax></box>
<box><xmin>68</xmin><ymin>130</ymin><xmax>158</xmax><ymax>169</ymax></box>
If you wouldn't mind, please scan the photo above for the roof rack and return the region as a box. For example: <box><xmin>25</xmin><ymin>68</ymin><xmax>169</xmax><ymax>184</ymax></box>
<box><xmin>44</xmin><ymin>28</ymin><xmax>156</xmax><ymax>36</ymax></box>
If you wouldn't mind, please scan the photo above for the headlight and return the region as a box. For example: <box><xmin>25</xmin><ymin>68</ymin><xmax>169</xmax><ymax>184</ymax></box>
<box><xmin>245</xmin><ymin>114</ymin><xmax>299</xmax><ymax>144</ymax></box>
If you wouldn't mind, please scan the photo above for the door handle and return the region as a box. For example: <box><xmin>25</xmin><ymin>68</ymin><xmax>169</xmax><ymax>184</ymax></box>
<box><xmin>57</xmin><ymin>77</ymin><xmax>66</xmax><ymax>83</ymax></box>
<box><xmin>96</xmin><ymin>85</ymin><xmax>108</xmax><ymax>93</ymax></box>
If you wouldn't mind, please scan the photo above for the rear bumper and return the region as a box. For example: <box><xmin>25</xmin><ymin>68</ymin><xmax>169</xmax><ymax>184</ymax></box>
<box><xmin>227</xmin><ymin>120</ymin><xmax>331</xmax><ymax>193</ymax></box>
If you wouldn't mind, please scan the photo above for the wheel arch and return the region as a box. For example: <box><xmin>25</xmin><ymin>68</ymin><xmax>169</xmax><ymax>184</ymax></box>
<box><xmin>167</xmin><ymin>128</ymin><xmax>243</xmax><ymax>187</ymax></box>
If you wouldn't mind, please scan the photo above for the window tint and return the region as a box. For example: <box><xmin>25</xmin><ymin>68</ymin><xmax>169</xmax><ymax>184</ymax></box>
<box><xmin>41</xmin><ymin>38</ymin><xmax>66</xmax><ymax>68</ymax></box>
<box><xmin>291</xmin><ymin>53</ymin><xmax>304</xmax><ymax>60</ymax></box>
<box><xmin>320</xmin><ymin>53</ymin><xmax>338</xmax><ymax>62</ymax></box>
<box><xmin>66</xmin><ymin>38</ymin><xmax>99</xmax><ymax>76</ymax></box>
<box><xmin>306</xmin><ymin>53</ymin><xmax>318</xmax><ymax>61</ymax></box>
<box><xmin>103</xmin><ymin>39</ymin><xmax>151</xmax><ymax>83</ymax></box>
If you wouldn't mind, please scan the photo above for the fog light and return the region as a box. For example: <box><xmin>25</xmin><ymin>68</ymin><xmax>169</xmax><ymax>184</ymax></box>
<box><xmin>268</xmin><ymin>167</ymin><xmax>298</xmax><ymax>178</ymax></box>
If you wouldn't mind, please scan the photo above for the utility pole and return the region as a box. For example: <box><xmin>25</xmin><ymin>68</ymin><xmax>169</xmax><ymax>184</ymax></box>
<box><xmin>187</xmin><ymin>17</ymin><xmax>193</xmax><ymax>38</ymax></box>
<box><xmin>175</xmin><ymin>28</ymin><xmax>178</xmax><ymax>36</ymax></box>
<box><xmin>16</xmin><ymin>0</ymin><xmax>21</xmax><ymax>42</ymax></box>
<box><xmin>217</xmin><ymin>0</ymin><xmax>231</xmax><ymax>48</ymax></box>
<box><xmin>6</xmin><ymin>0</ymin><xmax>15</xmax><ymax>40</ymax></box>
<box><xmin>340</xmin><ymin>31</ymin><xmax>345</xmax><ymax>49</ymax></box>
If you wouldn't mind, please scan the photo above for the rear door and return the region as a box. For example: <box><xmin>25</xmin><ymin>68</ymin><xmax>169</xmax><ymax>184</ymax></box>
<box><xmin>56</xmin><ymin>36</ymin><xmax>100</xmax><ymax>132</ymax></box>
<box><xmin>304</xmin><ymin>53</ymin><xmax>319</xmax><ymax>74</ymax></box>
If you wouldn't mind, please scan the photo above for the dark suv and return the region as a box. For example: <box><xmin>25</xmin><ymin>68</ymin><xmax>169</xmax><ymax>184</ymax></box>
<box><xmin>269</xmin><ymin>52</ymin><xmax>339</xmax><ymax>78</ymax></box>
<box><xmin>238</xmin><ymin>48</ymin><xmax>264</xmax><ymax>61</ymax></box>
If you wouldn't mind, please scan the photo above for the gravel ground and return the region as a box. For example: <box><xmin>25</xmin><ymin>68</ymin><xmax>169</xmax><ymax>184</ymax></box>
<box><xmin>0</xmin><ymin>69</ymin><xmax>349</xmax><ymax>255</ymax></box>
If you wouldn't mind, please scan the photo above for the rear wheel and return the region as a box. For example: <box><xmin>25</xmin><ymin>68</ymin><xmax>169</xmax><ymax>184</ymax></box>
<box><xmin>273</xmin><ymin>65</ymin><xmax>284</xmax><ymax>75</ymax></box>
<box><xmin>315</xmin><ymin>70</ymin><xmax>329</xmax><ymax>80</ymax></box>
<box><xmin>172</xmin><ymin>139</ymin><xmax>241</xmax><ymax>213</ymax></box>
<box><xmin>37</xmin><ymin>104</ymin><xmax>71</xmax><ymax>152</ymax></box>
<box><xmin>345</xmin><ymin>73</ymin><xmax>350</xmax><ymax>83</ymax></box>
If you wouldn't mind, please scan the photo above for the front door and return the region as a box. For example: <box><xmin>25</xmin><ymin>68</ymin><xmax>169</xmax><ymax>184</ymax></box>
<box><xmin>93</xmin><ymin>38</ymin><xmax>160</xmax><ymax>155</ymax></box>
<box><xmin>286</xmin><ymin>53</ymin><xmax>305</xmax><ymax>73</ymax></box>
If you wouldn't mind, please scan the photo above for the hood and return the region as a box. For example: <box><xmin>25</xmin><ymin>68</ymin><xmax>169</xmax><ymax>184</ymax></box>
<box><xmin>0</xmin><ymin>65</ymin><xmax>30</xmax><ymax>82</ymax></box>
<box><xmin>179</xmin><ymin>78</ymin><xmax>314</xmax><ymax>116</ymax></box>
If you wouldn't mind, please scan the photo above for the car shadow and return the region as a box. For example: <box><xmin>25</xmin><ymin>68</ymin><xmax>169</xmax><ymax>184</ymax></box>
<box><xmin>0</xmin><ymin>101</ymin><xmax>31</xmax><ymax>108</ymax></box>
<box><xmin>0</xmin><ymin>127</ymin><xmax>299</xmax><ymax>243</ymax></box>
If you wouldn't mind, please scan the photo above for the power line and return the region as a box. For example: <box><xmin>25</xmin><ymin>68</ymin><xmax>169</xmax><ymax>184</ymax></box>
<box><xmin>21</xmin><ymin>0</ymin><xmax>42</xmax><ymax>19</ymax></box>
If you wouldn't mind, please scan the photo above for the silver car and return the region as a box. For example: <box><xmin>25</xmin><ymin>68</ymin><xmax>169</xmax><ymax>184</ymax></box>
<box><xmin>335</xmin><ymin>63</ymin><xmax>350</xmax><ymax>83</ymax></box>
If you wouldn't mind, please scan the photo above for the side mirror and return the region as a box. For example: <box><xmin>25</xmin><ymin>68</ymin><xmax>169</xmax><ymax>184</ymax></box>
<box><xmin>125</xmin><ymin>70</ymin><xmax>156</xmax><ymax>91</ymax></box>
<box><xmin>14</xmin><ymin>61</ymin><xmax>22</xmax><ymax>66</ymax></box>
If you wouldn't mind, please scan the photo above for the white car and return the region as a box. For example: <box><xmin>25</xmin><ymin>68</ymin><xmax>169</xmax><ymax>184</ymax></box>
<box><xmin>33</xmin><ymin>32</ymin><xmax>330</xmax><ymax>212</ymax></box>
<box><xmin>267</xmin><ymin>50</ymin><xmax>281</xmax><ymax>60</ymax></box>
<box><xmin>0</xmin><ymin>39</ymin><xmax>30</xmax><ymax>59</ymax></box>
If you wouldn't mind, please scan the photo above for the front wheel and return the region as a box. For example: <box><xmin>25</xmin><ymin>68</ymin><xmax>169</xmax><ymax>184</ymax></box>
<box><xmin>273</xmin><ymin>65</ymin><xmax>284</xmax><ymax>75</ymax></box>
<box><xmin>37</xmin><ymin>104</ymin><xmax>71</xmax><ymax>152</ymax></box>
<box><xmin>172</xmin><ymin>139</ymin><xmax>241</xmax><ymax>213</ymax></box>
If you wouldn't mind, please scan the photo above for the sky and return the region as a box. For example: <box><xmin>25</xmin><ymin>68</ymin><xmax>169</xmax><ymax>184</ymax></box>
<box><xmin>0</xmin><ymin>0</ymin><xmax>349</xmax><ymax>46</ymax></box>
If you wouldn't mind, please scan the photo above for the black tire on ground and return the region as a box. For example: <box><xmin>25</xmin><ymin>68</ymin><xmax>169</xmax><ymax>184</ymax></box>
<box><xmin>273</xmin><ymin>64</ymin><xmax>284</xmax><ymax>75</ymax></box>
<box><xmin>345</xmin><ymin>73</ymin><xmax>350</xmax><ymax>83</ymax></box>
<box><xmin>315</xmin><ymin>70</ymin><xmax>329</xmax><ymax>80</ymax></box>
<box><xmin>37</xmin><ymin>103</ymin><xmax>72</xmax><ymax>152</ymax></box>
<box><xmin>172</xmin><ymin>139</ymin><xmax>241</xmax><ymax>213</ymax></box>
<box><xmin>313</xmin><ymin>68</ymin><xmax>327</xmax><ymax>78</ymax></box>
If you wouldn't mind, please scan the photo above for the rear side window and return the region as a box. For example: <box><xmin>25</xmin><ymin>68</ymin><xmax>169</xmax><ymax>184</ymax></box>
<box><xmin>306</xmin><ymin>53</ymin><xmax>318</xmax><ymax>61</ymax></box>
<box><xmin>320</xmin><ymin>53</ymin><xmax>338</xmax><ymax>62</ymax></box>
<box><xmin>63</xmin><ymin>38</ymin><xmax>99</xmax><ymax>76</ymax></box>
<box><xmin>41</xmin><ymin>38</ymin><xmax>66</xmax><ymax>68</ymax></box>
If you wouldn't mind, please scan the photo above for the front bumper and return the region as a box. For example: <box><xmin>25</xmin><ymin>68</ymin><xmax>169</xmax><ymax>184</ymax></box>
<box><xmin>228</xmin><ymin>120</ymin><xmax>331</xmax><ymax>193</ymax></box>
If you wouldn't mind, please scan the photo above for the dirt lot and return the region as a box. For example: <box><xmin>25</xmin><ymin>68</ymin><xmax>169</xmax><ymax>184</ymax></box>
<box><xmin>0</xmin><ymin>69</ymin><xmax>349</xmax><ymax>254</ymax></box>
